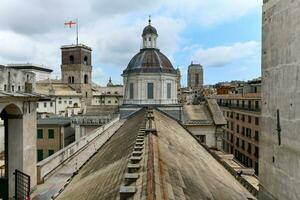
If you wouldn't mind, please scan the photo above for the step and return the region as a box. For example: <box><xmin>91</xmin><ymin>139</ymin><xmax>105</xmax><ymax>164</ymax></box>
<box><xmin>120</xmin><ymin>186</ymin><xmax>136</xmax><ymax>194</ymax></box>
<box><xmin>132</xmin><ymin>151</ymin><xmax>143</xmax><ymax>156</ymax></box>
<box><xmin>124</xmin><ymin>173</ymin><xmax>139</xmax><ymax>180</ymax></box>
<box><xmin>130</xmin><ymin>156</ymin><xmax>142</xmax><ymax>163</ymax></box>
<box><xmin>134</xmin><ymin>146</ymin><xmax>143</xmax><ymax>151</ymax></box>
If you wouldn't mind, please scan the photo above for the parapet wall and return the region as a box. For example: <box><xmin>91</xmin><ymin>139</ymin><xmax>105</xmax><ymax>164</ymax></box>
<box><xmin>36</xmin><ymin>115</ymin><xmax>120</xmax><ymax>183</ymax></box>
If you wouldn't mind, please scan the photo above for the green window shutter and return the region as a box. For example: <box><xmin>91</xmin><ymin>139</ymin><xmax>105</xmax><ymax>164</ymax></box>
<box><xmin>37</xmin><ymin>150</ymin><xmax>43</xmax><ymax>162</ymax></box>
<box><xmin>48</xmin><ymin>149</ymin><xmax>54</xmax><ymax>156</ymax></box>
<box><xmin>48</xmin><ymin>129</ymin><xmax>54</xmax><ymax>139</ymax></box>
<box><xmin>37</xmin><ymin>129</ymin><xmax>43</xmax><ymax>139</ymax></box>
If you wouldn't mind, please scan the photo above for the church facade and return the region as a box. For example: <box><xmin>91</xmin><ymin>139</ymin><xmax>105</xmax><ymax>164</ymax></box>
<box><xmin>122</xmin><ymin>19</ymin><xmax>179</xmax><ymax>105</ymax></box>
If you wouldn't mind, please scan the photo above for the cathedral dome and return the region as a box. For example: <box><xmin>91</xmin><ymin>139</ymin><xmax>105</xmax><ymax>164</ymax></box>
<box><xmin>123</xmin><ymin>48</ymin><xmax>176</xmax><ymax>74</ymax></box>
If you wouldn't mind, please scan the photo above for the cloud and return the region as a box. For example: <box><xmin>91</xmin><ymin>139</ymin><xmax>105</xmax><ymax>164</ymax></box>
<box><xmin>0</xmin><ymin>0</ymin><xmax>261</xmax><ymax>85</ymax></box>
<box><xmin>0</xmin><ymin>31</ymin><xmax>36</xmax><ymax>62</ymax></box>
<box><xmin>164</xmin><ymin>0</ymin><xmax>262</xmax><ymax>26</ymax></box>
<box><xmin>78</xmin><ymin>16</ymin><xmax>184</xmax><ymax>68</ymax></box>
<box><xmin>192</xmin><ymin>41</ymin><xmax>259</xmax><ymax>67</ymax></box>
<box><xmin>92</xmin><ymin>67</ymin><xmax>105</xmax><ymax>84</ymax></box>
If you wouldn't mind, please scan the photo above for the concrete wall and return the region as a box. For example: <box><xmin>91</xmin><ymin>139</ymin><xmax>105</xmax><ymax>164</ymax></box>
<box><xmin>0</xmin><ymin>120</ymin><xmax>4</xmax><ymax>153</ymax></box>
<box><xmin>186</xmin><ymin>125</ymin><xmax>216</xmax><ymax>147</ymax></box>
<box><xmin>36</xmin><ymin>115</ymin><xmax>120</xmax><ymax>183</ymax></box>
<box><xmin>260</xmin><ymin>1</ymin><xmax>300</xmax><ymax>199</ymax></box>
<box><xmin>0</xmin><ymin>66</ymin><xmax>35</xmax><ymax>92</ymax></box>
<box><xmin>22</xmin><ymin>105</ymin><xmax>37</xmax><ymax>190</ymax></box>
<box><xmin>0</xmin><ymin>100</ymin><xmax>37</xmax><ymax>198</ymax></box>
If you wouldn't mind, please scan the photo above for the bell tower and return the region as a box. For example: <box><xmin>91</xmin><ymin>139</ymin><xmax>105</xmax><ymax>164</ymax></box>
<box><xmin>61</xmin><ymin>44</ymin><xmax>92</xmax><ymax>105</ymax></box>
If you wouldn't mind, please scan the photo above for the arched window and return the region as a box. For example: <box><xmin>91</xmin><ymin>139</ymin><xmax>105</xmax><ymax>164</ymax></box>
<box><xmin>68</xmin><ymin>77</ymin><xmax>72</xmax><ymax>83</ymax></box>
<box><xmin>69</xmin><ymin>55</ymin><xmax>74</xmax><ymax>64</ymax></box>
<box><xmin>71</xmin><ymin>76</ymin><xmax>75</xmax><ymax>84</ymax></box>
<box><xmin>84</xmin><ymin>74</ymin><xmax>88</xmax><ymax>84</ymax></box>
<box><xmin>83</xmin><ymin>56</ymin><xmax>88</xmax><ymax>65</ymax></box>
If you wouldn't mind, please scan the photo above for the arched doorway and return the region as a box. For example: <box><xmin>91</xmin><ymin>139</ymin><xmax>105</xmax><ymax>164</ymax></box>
<box><xmin>0</xmin><ymin>104</ymin><xmax>23</xmax><ymax>199</ymax></box>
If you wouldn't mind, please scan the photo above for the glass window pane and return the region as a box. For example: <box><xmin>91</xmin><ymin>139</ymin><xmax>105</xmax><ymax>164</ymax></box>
<box><xmin>37</xmin><ymin>150</ymin><xmax>43</xmax><ymax>162</ymax></box>
<box><xmin>37</xmin><ymin>129</ymin><xmax>43</xmax><ymax>139</ymax></box>
<box><xmin>147</xmin><ymin>83</ymin><xmax>154</xmax><ymax>99</ymax></box>
<box><xmin>48</xmin><ymin>129</ymin><xmax>54</xmax><ymax>139</ymax></box>
<box><xmin>167</xmin><ymin>83</ymin><xmax>171</xmax><ymax>99</ymax></box>
<box><xmin>48</xmin><ymin>149</ymin><xmax>54</xmax><ymax>156</ymax></box>
<box><xmin>129</xmin><ymin>83</ymin><xmax>134</xmax><ymax>99</ymax></box>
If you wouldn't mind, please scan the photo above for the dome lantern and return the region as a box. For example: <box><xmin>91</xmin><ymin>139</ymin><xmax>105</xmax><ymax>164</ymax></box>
<box><xmin>142</xmin><ymin>16</ymin><xmax>158</xmax><ymax>49</ymax></box>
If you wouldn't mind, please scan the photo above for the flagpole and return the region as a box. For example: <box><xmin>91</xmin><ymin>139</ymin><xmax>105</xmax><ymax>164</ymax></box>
<box><xmin>76</xmin><ymin>18</ymin><xmax>79</xmax><ymax>46</ymax></box>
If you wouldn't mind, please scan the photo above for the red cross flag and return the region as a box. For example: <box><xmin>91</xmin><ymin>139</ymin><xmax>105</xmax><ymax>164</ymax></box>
<box><xmin>64</xmin><ymin>19</ymin><xmax>79</xmax><ymax>45</ymax></box>
<box><xmin>64</xmin><ymin>20</ymin><xmax>77</xmax><ymax>28</ymax></box>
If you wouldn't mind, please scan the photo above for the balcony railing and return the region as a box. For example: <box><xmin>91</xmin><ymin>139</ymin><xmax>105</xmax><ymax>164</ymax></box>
<box><xmin>218</xmin><ymin>103</ymin><xmax>261</xmax><ymax>112</ymax></box>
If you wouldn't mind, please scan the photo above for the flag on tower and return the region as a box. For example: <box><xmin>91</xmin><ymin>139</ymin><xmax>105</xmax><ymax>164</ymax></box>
<box><xmin>64</xmin><ymin>19</ymin><xmax>79</xmax><ymax>45</ymax></box>
<box><xmin>64</xmin><ymin>20</ymin><xmax>77</xmax><ymax>28</ymax></box>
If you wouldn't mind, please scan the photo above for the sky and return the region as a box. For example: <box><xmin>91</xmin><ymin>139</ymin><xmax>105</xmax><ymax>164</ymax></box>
<box><xmin>0</xmin><ymin>0</ymin><xmax>262</xmax><ymax>86</ymax></box>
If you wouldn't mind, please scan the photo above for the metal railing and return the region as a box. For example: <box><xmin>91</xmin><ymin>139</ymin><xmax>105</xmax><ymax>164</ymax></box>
<box><xmin>218</xmin><ymin>103</ymin><xmax>261</xmax><ymax>112</ymax></box>
<box><xmin>14</xmin><ymin>170</ymin><xmax>30</xmax><ymax>200</ymax></box>
<box><xmin>0</xmin><ymin>164</ymin><xmax>5</xmax><ymax>178</ymax></box>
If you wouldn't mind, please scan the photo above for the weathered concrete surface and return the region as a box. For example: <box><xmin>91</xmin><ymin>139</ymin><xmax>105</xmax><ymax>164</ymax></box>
<box><xmin>31</xmin><ymin>118</ymin><xmax>125</xmax><ymax>200</ymax></box>
<box><xmin>36</xmin><ymin>116</ymin><xmax>120</xmax><ymax>184</ymax></box>
<box><xmin>55</xmin><ymin>110</ymin><xmax>145</xmax><ymax>200</ymax></box>
<box><xmin>260</xmin><ymin>0</ymin><xmax>300</xmax><ymax>199</ymax></box>
<box><xmin>182</xmin><ymin>102</ymin><xmax>225</xmax><ymax>149</ymax></box>
<box><xmin>48</xmin><ymin>109</ymin><xmax>256</xmax><ymax>200</ymax></box>
<box><xmin>206</xmin><ymin>98</ymin><xmax>227</xmax><ymax>125</ymax></box>
<box><xmin>153</xmin><ymin>110</ymin><xmax>255</xmax><ymax>199</ymax></box>
<box><xmin>184</xmin><ymin>104</ymin><xmax>212</xmax><ymax>121</ymax></box>
<box><xmin>0</xmin><ymin>100</ymin><xmax>38</xmax><ymax>198</ymax></box>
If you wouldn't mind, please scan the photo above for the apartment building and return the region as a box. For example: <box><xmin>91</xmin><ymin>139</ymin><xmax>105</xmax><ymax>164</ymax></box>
<box><xmin>37</xmin><ymin>117</ymin><xmax>75</xmax><ymax>162</ymax></box>
<box><xmin>215</xmin><ymin>79</ymin><xmax>261</xmax><ymax>175</ymax></box>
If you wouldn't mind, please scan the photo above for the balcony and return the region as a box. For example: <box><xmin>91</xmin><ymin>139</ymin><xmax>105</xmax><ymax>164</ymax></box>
<box><xmin>218</xmin><ymin>103</ymin><xmax>261</xmax><ymax>112</ymax></box>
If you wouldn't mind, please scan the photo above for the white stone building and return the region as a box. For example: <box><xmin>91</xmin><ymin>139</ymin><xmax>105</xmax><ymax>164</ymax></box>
<box><xmin>122</xmin><ymin>19</ymin><xmax>179</xmax><ymax>105</ymax></box>
<box><xmin>6</xmin><ymin>63</ymin><xmax>53</xmax><ymax>81</ymax></box>
<box><xmin>0</xmin><ymin>65</ymin><xmax>35</xmax><ymax>92</ymax></box>
<box><xmin>36</xmin><ymin>80</ymin><xmax>82</xmax><ymax>117</ymax></box>
<box><xmin>0</xmin><ymin>65</ymin><xmax>39</xmax><ymax>199</ymax></box>
<box><xmin>92</xmin><ymin>78</ymin><xmax>123</xmax><ymax>106</ymax></box>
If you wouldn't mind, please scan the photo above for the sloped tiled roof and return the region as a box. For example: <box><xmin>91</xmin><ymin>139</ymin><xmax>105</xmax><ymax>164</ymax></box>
<box><xmin>57</xmin><ymin>110</ymin><xmax>146</xmax><ymax>200</ymax></box>
<box><xmin>36</xmin><ymin>82</ymin><xmax>81</xmax><ymax>96</ymax></box>
<box><xmin>183</xmin><ymin>104</ymin><xmax>214</xmax><ymax>125</ymax></box>
<box><xmin>206</xmin><ymin>98</ymin><xmax>227</xmax><ymax>125</ymax></box>
<box><xmin>56</xmin><ymin>109</ymin><xmax>254</xmax><ymax>200</ymax></box>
